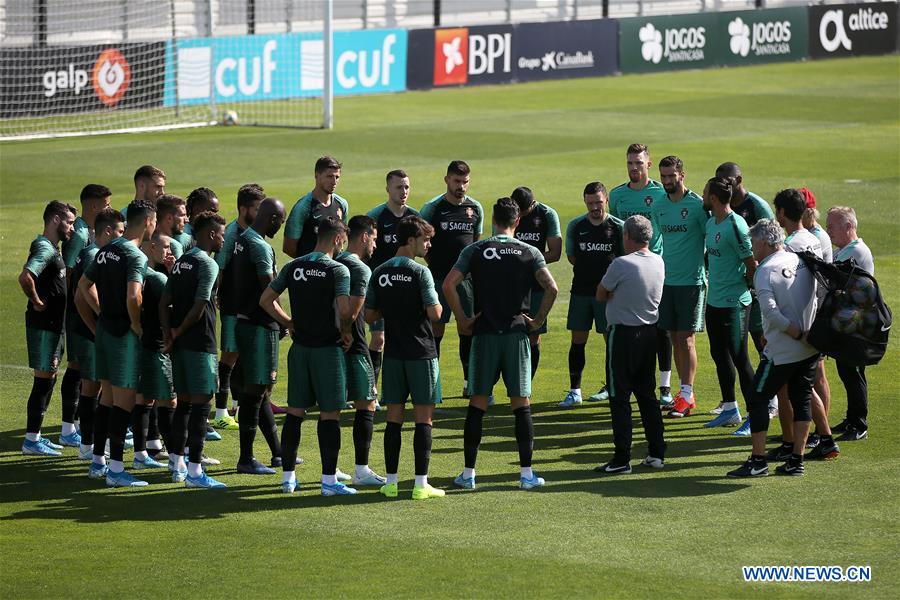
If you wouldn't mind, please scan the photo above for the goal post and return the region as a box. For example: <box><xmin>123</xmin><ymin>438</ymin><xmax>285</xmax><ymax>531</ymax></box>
<box><xmin>0</xmin><ymin>0</ymin><xmax>333</xmax><ymax>140</ymax></box>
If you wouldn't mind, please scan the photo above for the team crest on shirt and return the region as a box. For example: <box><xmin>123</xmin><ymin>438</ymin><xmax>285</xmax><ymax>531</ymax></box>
<box><xmin>465</xmin><ymin>207</ymin><xmax>474</xmax><ymax>219</ymax></box>
<box><xmin>644</xmin><ymin>196</ymin><xmax>653</xmax><ymax>206</ymax></box>
<box><xmin>383</xmin><ymin>234</ymin><xmax>392</xmax><ymax>243</ymax></box>
<box><xmin>335</xmin><ymin>208</ymin><xmax>343</xmax><ymax>220</ymax></box>
<box><xmin>715</xmin><ymin>232</ymin><xmax>721</xmax><ymax>243</ymax></box>
<box><xmin>781</xmin><ymin>268</ymin><xmax>794</xmax><ymax>279</ymax></box>
<box><xmin>533</xmin><ymin>216</ymin><xmax>542</xmax><ymax>227</ymax></box>
<box><xmin>579</xmin><ymin>242</ymin><xmax>586</xmax><ymax>251</ymax></box>
<box><xmin>440</xmin><ymin>222</ymin><xmax>449</xmax><ymax>230</ymax></box>
<box><xmin>681</xmin><ymin>208</ymin><xmax>688</xmax><ymax>219</ymax></box>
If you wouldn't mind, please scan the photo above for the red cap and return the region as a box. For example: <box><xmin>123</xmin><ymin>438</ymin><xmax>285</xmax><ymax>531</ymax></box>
<box><xmin>798</xmin><ymin>187</ymin><xmax>816</xmax><ymax>209</ymax></box>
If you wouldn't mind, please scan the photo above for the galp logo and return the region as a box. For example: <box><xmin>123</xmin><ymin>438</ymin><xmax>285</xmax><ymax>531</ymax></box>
<box><xmin>819</xmin><ymin>7</ymin><xmax>889</xmax><ymax>53</ymax></box>
<box><xmin>639</xmin><ymin>22</ymin><xmax>706</xmax><ymax>64</ymax></box>
<box><xmin>433</xmin><ymin>28</ymin><xmax>511</xmax><ymax>86</ymax></box>
<box><xmin>92</xmin><ymin>48</ymin><xmax>131</xmax><ymax>106</ymax></box>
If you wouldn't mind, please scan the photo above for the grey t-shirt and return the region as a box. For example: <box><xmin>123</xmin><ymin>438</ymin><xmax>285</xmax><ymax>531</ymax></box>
<box><xmin>835</xmin><ymin>238</ymin><xmax>874</xmax><ymax>276</ymax></box>
<box><xmin>600</xmin><ymin>250</ymin><xmax>665</xmax><ymax>326</ymax></box>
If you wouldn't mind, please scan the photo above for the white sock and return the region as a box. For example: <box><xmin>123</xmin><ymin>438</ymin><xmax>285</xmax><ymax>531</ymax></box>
<box><xmin>355</xmin><ymin>465</ymin><xmax>370</xmax><ymax>479</ymax></box>
<box><xmin>386</xmin><ymin>473</ymin><xmax>398</xmax><ymax>484</ymax></box>
<box><xmin>570</xmin><ymin>388</ymin><xmax>581</xmax><ymax>397</ymax></box>
<box><xmin>80</xmin><ymin>443</ymin><xmax>92</xmax><ymax>454</ymax></box>
<box><xmin>283</xmin><ymin>471</ymin><xmax>296</xmax><ymax>484</ymax></box>
<box><xmin>414</xmin><ymin>474</ymin><xmax>428</xmax><ymax>487</ymax></box>
<box><xmin>521</xmin><ymin>466</ymin><xmax>534</xmax><ymax>480</ymax></box>
<box><xmin>322</xmin><ymin>474</ymin><xmax>337</xmax><ymax>485</ymax></box>
<box><xmin>215</xmin><ymin>408</ymin><xmax>229</xmax><ymax>420</ymax></box>
<box><xmin>61</xmin><ymin>422</ymin><xmax>76</xmax><ymax>436</ymax></box>
<box><xmin>659</xmin><ymin>371</ymin><xmax>672</xmax><ymax>388</ymax></box>
<box><xmin>134</xmin><ymin>450</ymin><xmax>148</xmax><ymax>461</ymax></box>
<box><xmin>722</xmin><ymin>401</ymin><xmax>737</xmax><ymax>411</ymax></box>
<box><xmin>146</xmin><ymin>439</ymin><xmax>162</xmax><ymax>450</ymax></box>
<box><xmin>188</xmin><ymin>462</ymin><xmax>203</xmax><ymax>477</ymax></box>
<box><xmin>108</xmin><ymin>459</ymin><xmax>124</xmax><ymax>474</ymax></box>
<box><xmin>25</xmin><ymin>432</ymin><xmax>39</xmax><ymax>442</ymax></box>
<box><xmin>173</xmin><ymin>454</ymin><xmax>186</xmax><ymax>471</ymax></box>
<box><xmin>680</xmin><ymin>384</ymin><xmax>693</xmax><ymax>397</ymax></box>
<box><xmin>463</xmin><ymin>467</ymin><xmax>475</xmax><ymax>479</ymax></box>
<box><xmin>183</xmin><ymin>447</ymin><xmax>189</xmax><ymax>457</ymax></box>
<box><xmin>93</xmin><ymin>454</ymin><xmax>106</xmax><ymax>466</ymax></box>
<box><xmin>768</xmin><ymin>396</ymin><xmax>778</xmax><ymax>409</ymax></box>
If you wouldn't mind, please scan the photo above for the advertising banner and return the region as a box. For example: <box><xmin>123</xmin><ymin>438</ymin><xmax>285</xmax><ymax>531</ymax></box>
<box><xmin>164</xmin><ymin>28</ymin><xmax>407</xmax><ymax>106</ymax></box>
<box><xmin>619</xmin><ymin>12</ymin><xmax>720</xmax><ymax>73</ymax></box>
<box><xmin>408</xmin><ymin>24</ymin><xmax>515</xmax><ymax>89</ymax></box>
<box><xmin>0</xmin><ymin>43</ymin><xmax>165</xmax><ymax>119</ymax></box>
<box><xmin>715</xmin><ymin>7</ymin><xmax>809</xmax><ymax>66</ymax></box>
<box><xmin>514</xmin><ymin>19</ymin><xmax>618</xmax><ymax>81</ymax></box>
<box><xmin>809</xmin><ymin>2</ymin><xmax>898</xmax><ymax>58</ymax></box>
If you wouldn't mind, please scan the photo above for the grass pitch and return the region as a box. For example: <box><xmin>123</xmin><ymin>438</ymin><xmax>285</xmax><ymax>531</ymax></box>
<box><xmin>1</xmin><ymin>55</ymin><xmax>898</xmax><ymax>598</ymax></box>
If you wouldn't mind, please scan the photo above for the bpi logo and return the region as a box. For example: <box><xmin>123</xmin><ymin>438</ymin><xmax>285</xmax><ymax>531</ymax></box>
<box><xmin>819</xmin><ymin>8</ymin><xmax>889</xmax><ymax>53</ymax></box>
<box><xmin>433</xmin><ymin>28</ymin><xmax>512</xmax><ymax>86</ymax></box>
<box><xmin>728</xmin><ymin>17</ymin><xmax>792</xmax><ymax>58</ymax></box>
<box><xmin>42</xmin><ymin>47</ymin><xmax>131</xmax><ymax>107</ymax></box>
<box><xmin>639</xmin><ymin>22</ymin><xmax>706</xmax><ymax>64</ymax></box>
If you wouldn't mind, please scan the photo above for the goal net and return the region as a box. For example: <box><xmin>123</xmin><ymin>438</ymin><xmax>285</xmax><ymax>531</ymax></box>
<box><xmin>0</xmin><ymin>1</ymin><xmax>332</xmax><ymax>140</ymax></box>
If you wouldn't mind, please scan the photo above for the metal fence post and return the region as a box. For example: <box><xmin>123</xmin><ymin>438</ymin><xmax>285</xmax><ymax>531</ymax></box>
<box><xmin>434</xmin><ymin>0</ymin><xmax>441</xmax><ymax>27</ymax></box>
<box><xmin>248</xmin><ymin>0</ymin><xmax>256</xmax><ymax>34</ymax></box>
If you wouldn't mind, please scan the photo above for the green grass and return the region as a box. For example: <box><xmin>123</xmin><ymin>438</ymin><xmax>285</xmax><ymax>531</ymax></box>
<box><xmin>1</xmin><ymin>55</ymin><xmax>899</xmax><ymax>598</ymax></box>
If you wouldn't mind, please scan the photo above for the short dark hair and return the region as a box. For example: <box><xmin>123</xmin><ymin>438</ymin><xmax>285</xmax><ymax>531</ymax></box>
<box><xmin>156</xmin><ymin>194</ymin><xmax>185</xmax><ymax>219</ymax></box>
<box><xmin>80</xmin><ymin>184</ymin><xmax>111</xmax><ymax>205</ymax></box>
<box><xmin>493</xmin><ymin>197</ymin><xmax>520</xmax><ymax>229</ymax></box>
<box><xmin>43</xmin><ymin>200</ymin><xmax>76</xmax><ymax>223</ymax></box>
<box><xmin>386</xmin><ymin>169</ymin><xmax>408</xmax><ymax>183</ymax></box>
<box><xmin>186</xmin><ymin>187</ymin><xmax>217</xmax><ymax>216</ymax></box>
<box><xmin>658</xmin><ymin>155</ymin><xmax>683</xmax><ymax>173</ymax></box>
<box><xmin>447</xmin><ymin>160</ymin><xmax>470</xmax><ymax>177</ymax></box>
<box><xmin>237</xmin><ymin>183</ymin><xmax>265</xmax><ymax>210</ymax></box>
<box><xmin>95</xmin><ymin>207</ymin><xmax>124</xmax><ymax>232</ymax></box>
<box><xmin>706</xmin><ymin>177</ymin><xmax>733</xmax><ymax>205</ymax></box>
<box><xmin>192</xmin><ymin>211</ymin><xmax>226</xmax><ymax>236</ymax></box>
<box><xmin>773</xmin><ymin>188</ymin><xmax>807</xmax><ymax>222</ymax></box>
<box><xmin>315</xmin><ymin>156</ymin><xmax>342</xmax><ymax>173</ymax></box>
<box><xmin>134</xmin><ymin>165</ymin><xmax>165</xmax><ymax>182</ymax></box>
<box><xmin>715</xmin><ymin>162</ymin><xmax>741</xmax><ymax>179</ymax></box>
<box><xmin>627</xmin><ymin>143</ymin><xmax>649</xmax><ymax>156</ymax></box>
<box><xmin>126</xmin><ymin>198</ymin><xmax>157</xmax><ymax>227</ymax></box>
<box><xmin>397</xmin><ymin>215</ymin><xmax>434</xmax><ymax>246</ymax></box>
<box><xmin>316</xmin><ymin>215</ymin><xmax>349</xmax><ymax>242</ymax></box>
<box><xmin>510</xmin><ymin>186</ymin><xmax>535</xmax><ymax>214</ymax></box>
<box><xmin>583</xmin><ymin>181</ymin><xmax>607</xmax><ymax>197</ymax></box>
<box><xmin>348</xmin><ymin>215</ymin><xmax>376</xmax><ymax>239</ymax></box>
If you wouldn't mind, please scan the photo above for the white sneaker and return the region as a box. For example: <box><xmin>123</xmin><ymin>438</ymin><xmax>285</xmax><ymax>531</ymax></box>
<box><xmin>641</xmin><ymin>456</ymin><xmax>664</xmax><ymax>469</ymax></box>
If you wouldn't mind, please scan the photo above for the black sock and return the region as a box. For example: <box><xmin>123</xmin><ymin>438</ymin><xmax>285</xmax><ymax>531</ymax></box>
<box><xmin>459</xmin><ymin>334</ymin><xmax>472</xmax><ymax>380</ymax></box>
<box><xmin>384</xmin><ymin>421</ymin><xmax>402</xmax><ymax>475</ymax></box>
<box><xmin>78</xmin><ymin>394</ymin><xmax>98</xmax><ymax>445</ymax></box>
<box><xmin>318</xmin><ymin>418</ymin><xmax>341</xmax><ymax>476</ymax></box>
<box><xmin>92</xmin><ymin>404</ymin><xmax>110</xmax><ymax>457</ymax></box>
<box><xmin>156</xmin><ymin>406</ymin><xmax>174</xmax><ymax>448</ymax></box>
<box><xmin>26</xmin><ymin>377</ymin><xmax>55</xmax><ymax>434</ymax></box>
<box><xmin>146</xmin><ymin>405</ymin><xmax>160</xmax><ymax>442</ymax></box>
<box><xmin>216</xmin><ymin>361</ymin><xmax>233</xmax><ymax>410</ymax></box>
<box><xmin>258</xmin><ymin>397</ymin><xmax>281</xmax><ymax>457</ymax></box>
<box><xmin>413</xmin><ymin>423</ymin><xmax>433</xmax><ymax>477</ymax></box>
<box><xmin>353</xmin><ymin>409</ymin><xmax>375</xmax><ymax>466</ymax></box>
<box><xmin>568</xmin><ymin>342</ymin><xmax>586</xmax><ymax>389</ymax></box>
<box><xmin>237</xmin><ymin>392</ymin><xmax>262</xmax><ymax>463</ymax></box>
<box><xmin>434</xmin><ymin>336</ymin><xmax>443</xmax><ymax>357</ymax></box>
<box><xmin>169</xmin><ymin>401</ymin><xmax>191</xmax><ymax>456</ymax></box>
<box><xmin>514</xmin><ymin>406</ymin><xmax>534</xmax><ymax>468</ymax></box>
<box><xmin>108</xmin><ymin>406</ymin><xmax>132</xmax><ymax>462</ymax></box>
<box><xmin>370</xmin><ymin>350</ymin><xmax>383</xmax><ymax>386</ymax></box>
<box><xmin>751</xmin><ymin>454</ymin><xmax>766</xmax><ymax>462</ymax></box>
<box><xmin>60</xmin><ymin>368</ymin><xmax>80</xmax><ymax>424</ymax></box>
<box><xmin>188</xmin><ymin>403</ymin><xmax>210</xmax><ymax>464</ymax></box>
<box><xmin>463</xmin><ymin>405</ymin><xmax>486</xmax><ymax>469</ymax></box>
<box><xmin>530</xmin><ymin>343</ymin><xmax>540</xmax><ymax>379</ymax></box>
<box><xmin>791</xmin><ymin>452</ymin><xmax>803</xmax><ymax>463</ymax></box>
<box><xmin>280</xmin><ymin>414</ymin><xmax>303</xmax><ymax>472</ymax></box>
<box><xmin>130</xmin><ymin>404</ymin><xmax>150</xmax><ymax>452</ymax></box>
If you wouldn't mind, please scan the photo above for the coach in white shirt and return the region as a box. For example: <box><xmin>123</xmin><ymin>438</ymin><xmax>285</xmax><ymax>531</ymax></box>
<box><xmin>728</xmin><ymin>219</ymin><xmax>820</xmax><ymax>478</ymax></box>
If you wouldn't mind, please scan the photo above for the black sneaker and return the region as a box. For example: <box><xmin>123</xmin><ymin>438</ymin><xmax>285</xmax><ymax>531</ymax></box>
<box><xmin>765</xmin><ymin>443</ymin><xmax>793</xmax><ymax>462</ymax></box>
<box><xmin>236</xmin><ymin>458</ymin><xmax>276</xmax><ymax>475</ymax></box>
<box><xmin>775</xmin><ymin>460</ymin><xmax>805</xmax><ymax>476</ymax></box>
<box><xmin>805</xmin><ymin>433</ymin><xmax>820</xmax><ymax>449</ymax></box>
<box><xmin>836</xmin><ymin>427</ymin><xmax>868</xmax><ymax>442</ymax></box>
<box><xmin>727</xmin><ymin>459</ymin><xmax>769</xmax><ymax>478</ymax></box>
<box><xmin>594</xmin><ymin>461</ymin><xmax>632</xmax><ymax>474</ymax></box>
<box><xmin>831</xmin><ymin>419</ymin><xmax>849</xmax><ymax>434</ymax></box>
<box><xmin>805</xmin><ymin>439</ymin><xmax>840</xmax><ymax>460</ymax></box>
<box><xmin>271</xmin><ymin>455</ymin><xmax>304</xmax><ymax>468</ymax></box>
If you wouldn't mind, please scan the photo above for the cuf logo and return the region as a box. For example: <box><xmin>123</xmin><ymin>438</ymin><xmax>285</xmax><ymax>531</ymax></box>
<box><xmin>92</xmin><ymin>48</ymin><xmax>131</xmax><ymax>107</ymax></box>
<box><xmin>820</xmin><ymin>10</ymin><xmax>852</xmax><ymax>52</ymax></box>
<box><xmin>378</xmin><ymin>273</ymin><xmax>393</xmax><ymax>287</ymax></box>
<box><xmin>681</xmin><ymin>208</ymin><xmax>689</xmax><ymax>219</ymax></box>
<box><xmin>482</xmin><ymin>247</ymin><xmax>501</xmax><ymax>260</ymax></box>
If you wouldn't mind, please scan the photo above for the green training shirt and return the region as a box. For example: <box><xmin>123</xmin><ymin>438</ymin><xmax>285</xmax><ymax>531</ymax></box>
<box><xmin>651</xmin><ymin>189</ymin><xmax>709</xmax><ymax>285</ymax></box>
<box><xmin>609</xmin><ymin>179</ymin><xmax>666</xmax><ymax>254</ymax></box>
<box><xmin>705</xmin><ymin>212</ymin><xmax>753</xmax><ymax>308</ymax></box>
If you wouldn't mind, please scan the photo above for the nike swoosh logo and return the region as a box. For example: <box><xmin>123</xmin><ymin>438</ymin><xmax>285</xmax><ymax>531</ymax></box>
<box><xmin>881</xmin><ymin>324</ymin><xmax>891</xmax><ymax>332</ymax></box>
<box><xmin>382</xmin><ymin>223</ymin><xmax>394</xmax><ymax>228</ymax></box>
<box><xmin>579</xmin><ymin>231</ymin><xmax>589</xmax><ymax>236</ymax></box>
<box><xmin>441</xmin><ymin>211</ymin><xmax>452</xmax><ymax>216</ymax></box>
<box><xmin>751</xmin><ymin>467</ymin><xmax>767</xmax><ymax>475</ymax></box>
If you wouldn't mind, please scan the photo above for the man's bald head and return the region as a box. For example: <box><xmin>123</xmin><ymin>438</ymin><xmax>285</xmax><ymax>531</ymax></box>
<box><xmin>253</xmin><ymin>197</ymin><xmax>286</xmax><ymax>239</ymax></box>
